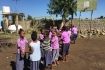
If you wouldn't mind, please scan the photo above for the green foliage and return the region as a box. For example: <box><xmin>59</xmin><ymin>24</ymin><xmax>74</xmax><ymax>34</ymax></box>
<box><xmin>27</xmin><ymin>15</ymin><xmax>33</xmax><ymax>20</ymax></box>
<box><xmin>18</xmin><ymin>13</ymin><xmax>25</xmax><ymax>21</ymax></box>
<box><xmin>97</xmin><ymin>16</ymin><xmax>104</xmax><ymax>19</ymax></box>
<box><xmin>48</xmin><ymin>0</ymin><xmax>77</xmax><ymax>20</ymax></box>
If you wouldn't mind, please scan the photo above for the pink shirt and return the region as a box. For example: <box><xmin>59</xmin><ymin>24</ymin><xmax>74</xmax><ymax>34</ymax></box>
<box><xmin>51</xmin><ymin>36</ymin><xmax>59</xmax><ymax>49</ymax></box>
<box><xmin>72</xmin><ymin>27</ymin><xmax>78</xmax><ymax>34</ymax></box>
<box><xmin>49</xmin><ymin>31</ymin><xmax>52</xmax><ymax>39</ymax></box>
<box><xmin>61</xmin><ymin>31</ymin><xmax>70</xmax><ymax>44</ymax></box>
<box><xmin>17</xmin><ymin>38</ymin><xmax>28</xmax><ymax>53</ymax></box>
<box><xmin>39</xmin><ymin>34</ymin><xmax>44</xmax><ymax>40</ymax></box>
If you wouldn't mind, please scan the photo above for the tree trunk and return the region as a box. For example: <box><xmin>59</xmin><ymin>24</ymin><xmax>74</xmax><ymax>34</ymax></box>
<box><xmin>60</xmin><ymin>17</ymin><xmax>66</xmax><ymax>30</ymax></box>
<box><xmin>79</xmin><ymin>12</ymin><xmax>81</xmax><ymax>33</ymax></box>
<box><xmin>71</xmin><ymin>13</ymin><xmax>74</xmax><ymax>25</ymax></box>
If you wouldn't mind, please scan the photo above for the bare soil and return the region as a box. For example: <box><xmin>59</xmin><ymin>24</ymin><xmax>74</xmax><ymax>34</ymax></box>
<box><xmin>0</xmin><ymin>36</ymin><xmax>105</xmax><ymax>70</ymax></box>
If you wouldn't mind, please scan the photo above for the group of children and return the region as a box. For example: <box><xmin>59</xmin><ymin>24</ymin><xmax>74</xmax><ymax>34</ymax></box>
<box><xmin>16</xmin><ymin>25</ymin><xmax>78</xmax><ymax>70</ymax></box>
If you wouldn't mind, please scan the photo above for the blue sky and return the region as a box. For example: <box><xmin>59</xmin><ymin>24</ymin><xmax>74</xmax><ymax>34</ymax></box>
<box><xmin>0</xmin><ymin>0</ymin><xmax>105</xmax><ymax>19</ymax></box>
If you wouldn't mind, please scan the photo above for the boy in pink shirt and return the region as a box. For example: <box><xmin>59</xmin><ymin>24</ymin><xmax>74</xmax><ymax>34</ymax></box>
<box><xmin>61</xmin><ymin>26</ymin><xmax>70</xmax><ymax>61</ymax></box>
<box><xmin>51</xmin><ymin>31</ymin><xmax>59</xmax><ymax>66</ymax></box>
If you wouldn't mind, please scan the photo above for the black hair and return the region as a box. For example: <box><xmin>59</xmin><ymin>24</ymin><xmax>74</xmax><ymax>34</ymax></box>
<box><xmin>40</xmin><ymin>29</ymin><xmax>43</xmax><ymax>32</ymax></box>
<box><xmin>62</xmin><ymin>26</ymin><xmax>68</xmax><ymax>31</ymax></box>
<box><xmin>18</xmin><ymin>29</ymin><xmax>24</xmax><ymax>34</ymax></box>
<box><xmin>31</xmin><ymin>31</ymin><xmax>37</xmax><ymax>41</ymax></box>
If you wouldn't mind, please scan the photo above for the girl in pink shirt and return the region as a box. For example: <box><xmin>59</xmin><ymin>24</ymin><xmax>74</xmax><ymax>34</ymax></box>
<box><xmin>16</xmin><ymin>29</ymin><xmax>28</xmax><ymax>70</ymax></box>
<box><xmin>61</xmin><ymin>26</ymin><xmax>70</xmax><ymax>61</ymax></box>
<box><xmin>51</xmin><ymin>31</ymin><xmax>59</xmax><ymax>66</ymax></box>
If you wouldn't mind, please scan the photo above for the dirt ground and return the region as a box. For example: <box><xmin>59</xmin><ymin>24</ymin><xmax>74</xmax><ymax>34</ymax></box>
<box><xmin>0</xmin><ymin>36</ymin><xmax>105</xmax><ymax>70</ymax></box>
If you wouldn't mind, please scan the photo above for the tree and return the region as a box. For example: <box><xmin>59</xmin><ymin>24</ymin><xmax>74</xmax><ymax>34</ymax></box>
<box><xmin>48</xmin><ymin>0</ymin><xmax>77</xmax><ymax>29</ymax></box>
<box><xmin>27</xmin><ymin>15</ymin><xmax>33</xmax><ymax>20</ymax></box>
<box><xmin>18</xmin><ymin>13</ymin><xmax>25</xmax><ymax>21</ymax></box>
<box><xmin>97</xmin><ymin>16</ymin><xmax>104</xmax><ymax>19</ymax></box>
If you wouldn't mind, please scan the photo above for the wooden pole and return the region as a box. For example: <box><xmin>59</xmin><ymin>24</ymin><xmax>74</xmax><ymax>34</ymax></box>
<box><xmin>79</xmin><ymin>11</ymin><xmax>81</xmax><ymax>34</ymax></box>
<box><xmin>89</xmin><ymin>10</ymin><xmax>93</xmax><ymax>38</ymax></box>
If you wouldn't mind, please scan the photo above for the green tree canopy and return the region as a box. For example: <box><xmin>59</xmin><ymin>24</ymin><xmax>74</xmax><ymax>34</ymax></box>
<box><xmin>27</xmin><ymin>15</ymin><xmax>33</xmax><ymax>20</ymax></box>
<box><xmin>48</xmin><ymin>0</ymin><xmax>77</xmax><ymax>21</ymax></box>
<box><xmin>97</xmin><ymin>16</ymin><xmax>104</xmax><ymax>19</ymax></box>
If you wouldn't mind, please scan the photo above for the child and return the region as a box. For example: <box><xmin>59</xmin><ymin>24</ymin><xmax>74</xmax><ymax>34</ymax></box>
<box><xmin>51</xmin><ymin>31</ymin><xmax>59</xmax><ymax>66</ymax></box>
<box><xmin>71</xmin><ymin>25</ymin><xmax>78</xmax><ymax>44</ymax></box>
<box><xmin>29</xmin><ymin>31</ymin><xmax>41</xmax><ymax>70</ymax></box>
<box><xmin>16</xmin><ymin>29</ymin><xmax>28</xmax><ymax>70</ymax></box>
<box><xmin>42</xmin><ymin>30</ymin><xmax>52</xmax><ymax>69</ymax></box>
<box><xmin>39</xmin><ymin>29</ymin><xmax>44</xmax><ymax>42</ymax></box>
<box><xmin>61</xmin><ymin>26</ymin><xmax>70</xmax><ymax>62</ymax></box>
<box><xmin>67</xmin><ymin>26</ymin><xmax>72</xmax><ymax>38</ymax></box>
<box><xmin>39</xmin><ymin>29</ymin><xmax>45</xmax><ymax>58</ymax></box>
<box><xmin>49</xmin><ymin>28</ymin><xmax>53</xmax><ymax>39</ymax></box>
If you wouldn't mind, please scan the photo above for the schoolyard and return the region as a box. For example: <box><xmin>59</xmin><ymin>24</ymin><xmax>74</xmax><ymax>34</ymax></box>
<box><xmin>0</xmin><ymin>33</ymin><xmax>105</xmax><ymax>70</ymax></box>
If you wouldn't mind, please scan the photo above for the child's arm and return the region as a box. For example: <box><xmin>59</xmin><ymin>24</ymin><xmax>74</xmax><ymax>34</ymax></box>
<box><xmin>29</xmin><ymin>46</ymin><xmax>33</xmax><ymax>54</ymax></box>
<box><xmin>29</xmin><ymin>42</ymin><xmax>33</xmax><ymax>54</ymax></box>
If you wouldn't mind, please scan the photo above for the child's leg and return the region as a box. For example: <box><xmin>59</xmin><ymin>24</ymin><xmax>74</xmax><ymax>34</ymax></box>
<box><xmin>52</xmin><ymin>50</ymin><xmax>58</xmax><ymax>66</ymax></box>
<box><xmin>66</xmin><ymin>43</ymin><xmax>70</xmax><ymax>58</ymax></box>
<box><xmin>55</xmin><ymin>49</ymin><xmax>59</xmax><ymax>64</ymax></box>
<box><xmin>62</xmin><ymin>44</ymin><xmax>67</xmax><ymax>61</ymax></box>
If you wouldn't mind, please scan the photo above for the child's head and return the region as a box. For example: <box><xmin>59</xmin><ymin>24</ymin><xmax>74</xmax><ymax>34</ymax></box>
<box><xmin>62</xmin><ymin>26</ymin><xmax>66</xmax><ymax>31</ymax></box>
<box><xmin>44</xmin><ymin>30</ymin><xmax>49</xmax><ymax>38</ymax></box>
<box><xmin>18</xmin><ymin>29</ymin><xmax>25</xmax><ymax>38</ymax></box>
<box><xmin>31</xmin><ymin>31</ymin><xmax>37</xmax><ymax>41</ymax></box>
<box><xmin>52</xmin><ymin>31</ymin><xmax>57</xmax><ymax>37</ymax></box>
<box><xmin>62</xmin><ymin>26</ymin><xmax>68</xmax><ymax>31</ymax></box>
<box><xmin>40</xmin><ymin>29</ymin><xmax>44</xmax><ymax>34</ymax></box>
<box><xmin>67</xmin><ymin>26</ymin><xmax>70</xmax><ymax>31</ymax></box>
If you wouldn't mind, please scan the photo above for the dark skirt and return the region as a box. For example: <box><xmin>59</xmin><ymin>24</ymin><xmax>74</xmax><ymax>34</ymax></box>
<box><xmin>62</xmin><ymin>43</ymin><xmax>70</xmax><ymax>56</ymax></box>
<box><xmin>71</xmin><ymin>34</ymin><xmax>78</xmax><ymax>41</ymax></box>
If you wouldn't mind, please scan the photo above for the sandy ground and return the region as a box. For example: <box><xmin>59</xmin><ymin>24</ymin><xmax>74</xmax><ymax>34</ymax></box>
<box><xmin>0</xmin><ymin>37</ymin><xmax>105</xmax><ymax>70</ymax></box>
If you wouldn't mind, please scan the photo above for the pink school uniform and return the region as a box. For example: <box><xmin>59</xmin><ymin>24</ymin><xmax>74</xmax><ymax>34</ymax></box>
<box><xmin>17</xmin><ymin>37</ymin><xmax>28</xmax><ymax>54</ymax></box>
<box><xmin>51</xmin><ymin>36</ymin><xmax>59</xmax><ymax>49</ymax></box>
<box><xmin>16</xmin><ymin>37</ymin><xmax>28</xmax><ymax>70</ymax></box>
<box><xmin>72</xmin><ymin>27</ymin><xmax>78</xmax><ymax>34</ymax></box>
<box><xmin>61</xmin><ymin>31</ymin><xmax>70</xmax><ymax>56</ymax></box>
<box><xmin>51</xmin><ymin>36</ymin><xmax>59</xmax><ymax>62</ymax></box>
<box><xmin>61</xmin><ymin>31</ymin><xmax>70</xmax><ymax>44</ymax></box>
